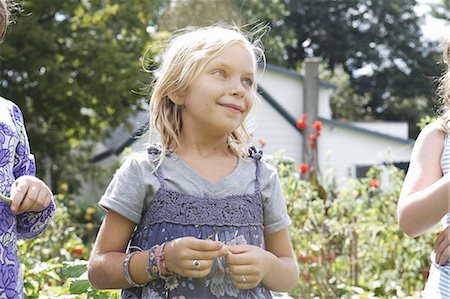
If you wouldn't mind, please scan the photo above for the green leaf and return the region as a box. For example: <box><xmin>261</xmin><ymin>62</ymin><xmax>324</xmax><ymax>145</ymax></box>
<box><xmin>62</xmin><ymin>260</ymin><xmax>88</xmax><ymax>278</ymax></box>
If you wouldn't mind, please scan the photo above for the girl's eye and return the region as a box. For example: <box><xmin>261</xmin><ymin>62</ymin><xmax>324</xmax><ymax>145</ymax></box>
<box><xmin>212</xmin><ymin>69</ymin><xmax>226</xmax><ymax>77</ymax></box>
<box><xmin>242</xmin><ymin>78</ymin><xmax>254</xmax><ymax>87</ymax></box>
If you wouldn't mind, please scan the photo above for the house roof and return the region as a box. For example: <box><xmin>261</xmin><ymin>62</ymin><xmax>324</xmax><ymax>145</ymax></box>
<box><xmin>258</xmin><ymin>85</ymin><xmax>414</xmax><ymax>144</ymax></box>
<box><xmin>263</xmin><ymin>64</ymin><xmax>337</xmax><ymax>90</ymax></box>
<box><xmin>91</xmin><ymin>66</ymin><xmax>412</xmax><ymax>163</ymax></box>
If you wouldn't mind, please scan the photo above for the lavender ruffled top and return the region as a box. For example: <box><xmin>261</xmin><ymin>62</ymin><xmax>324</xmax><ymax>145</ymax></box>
<box><xmin>0</xmin><ymin>98</ymin><xmax>55</xmax><ymax>298</ymax></box>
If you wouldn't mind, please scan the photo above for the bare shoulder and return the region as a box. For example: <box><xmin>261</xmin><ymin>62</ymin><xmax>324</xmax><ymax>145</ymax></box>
<box><xmin>408</xmin><ymin>120</ymin><xmax>446</xmax><ymax>173</ymax></box>
<box><xmin>414</xmin><ymin>121</ymin><xmax>446</xmax><ymax>151</ymax></box>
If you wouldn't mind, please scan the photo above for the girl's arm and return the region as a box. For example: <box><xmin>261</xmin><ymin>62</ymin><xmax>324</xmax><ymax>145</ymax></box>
<box><xmin>397</xmin><ymin>122</ymin><xmax>450</xmax><ymax>238</ymax></box>
<box><xmin>11</xmin><ymin>103</ymin><xmax>55</xmax><ymax>239</ymax></box>
<box><xmin>88</xmin><ymin>210</ymin><xmax>229</xmax><ymax>289</ymax></box>
<box><xmin>88</xmin><ymin>210</ymin><xmax>147</xmax><ymax>289</ymax></box>
<box><xmin>226</xmin><ymin>228</ymin><xmax>298</xmax><ymax>291</ymax></box>
<box><xmin>261</xmin><ymin>228</ymin><xmax>299</xmax><ymax>290</ymax></box>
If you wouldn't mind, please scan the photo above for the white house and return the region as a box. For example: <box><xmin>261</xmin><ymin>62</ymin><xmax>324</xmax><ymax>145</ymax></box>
<box><xmin>249</xmin><ymin>62</ymin><xmax>414</xmax><ymax>178</ymax></box>
<box><xmin>90</xmin><ymin>61</ymin><xmax>414</xmax><ymax>182</ymax></box>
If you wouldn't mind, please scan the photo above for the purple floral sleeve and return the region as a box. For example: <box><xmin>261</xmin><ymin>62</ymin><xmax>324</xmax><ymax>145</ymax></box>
<box><xmin>4</xmin><ymin>102</ymin><xmax>55</xmax><ymax>239</ymax></box>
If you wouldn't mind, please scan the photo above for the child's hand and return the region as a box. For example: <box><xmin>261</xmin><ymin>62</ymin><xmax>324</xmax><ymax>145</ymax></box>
<box><xmin>9</xmin><ymin>175</ymin><xmax>53</xmax><ymax>214</ymax></box>
<box><xmin>164</xmin><ymin>237</ymin><xmax>229</xmax><ymax>278</ymax></box>
<box><xmin>225</xmin><ymin>244</ymin><xmax>270</xmax><ymax>289</ymax></box>
<box><xmin>434</xmin><ymin>226</ymin><xmax>450</xmax><ymax>265</ymax></box>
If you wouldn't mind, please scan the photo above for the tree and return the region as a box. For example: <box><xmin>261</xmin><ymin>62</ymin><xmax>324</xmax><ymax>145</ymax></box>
<box><xmin>0</xmin><ymin>0</ymin><xmax>163</xmax><ymax>189</ymax></box>
<box><xmin>234</xmin><ymin>0</ymin><xmax>444</xmax><ymax>137</ymax></box>
<box><xmin>156</xmin><ymin>0</ymin><xmax>243</xmax><ymax>31</ymax></box>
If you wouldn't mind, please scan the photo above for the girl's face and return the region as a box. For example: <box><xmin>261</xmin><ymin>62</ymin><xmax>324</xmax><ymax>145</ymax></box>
<box><xmin>174</xmin><ymin>44</ymin><xmax>255</xmax><ymax>138</ymax></box>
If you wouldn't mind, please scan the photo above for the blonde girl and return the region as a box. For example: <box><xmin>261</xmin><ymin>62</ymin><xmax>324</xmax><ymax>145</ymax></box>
<box><xmin>88</xmin><ymin>25</ymin><xmax>299</xmax><ymax>298</ymax></box>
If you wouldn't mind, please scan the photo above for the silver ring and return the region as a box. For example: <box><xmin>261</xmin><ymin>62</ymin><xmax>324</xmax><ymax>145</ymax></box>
<box><xmin>193</xmin><ymin>259</ymin><xmax>201</xmax><ymax>270</ymax></box>
<box><xmin>241</xmin><ymin>275</ymin><xmax>246</xmax><ymax>283</ymax></box>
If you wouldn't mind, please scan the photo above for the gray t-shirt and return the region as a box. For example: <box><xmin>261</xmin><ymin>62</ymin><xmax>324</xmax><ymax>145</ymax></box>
<box><xmin>99</xmin><ymin>151</ymin><xmax>291</xmax><ymax>234</ymax></box>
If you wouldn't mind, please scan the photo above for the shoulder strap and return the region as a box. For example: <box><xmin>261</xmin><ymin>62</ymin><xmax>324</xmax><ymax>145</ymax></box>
<box><xmin>248</xmin><ymin>146</ymin><xmax>263</xmax><ymax>192</ymax></box>
<box><xmin>147</xmin><ymin>144</ymin><xmax>166</xmax><ymax>189</ymax></box>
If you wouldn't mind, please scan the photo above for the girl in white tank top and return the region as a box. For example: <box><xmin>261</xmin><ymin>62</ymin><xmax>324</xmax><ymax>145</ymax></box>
<box><xmin>397</xmin><ymin>39</ymin><xmax>450</xmax><ymax>298</ymax></box>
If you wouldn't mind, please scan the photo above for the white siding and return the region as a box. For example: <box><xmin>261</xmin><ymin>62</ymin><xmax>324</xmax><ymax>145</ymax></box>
<box><xmin>349</xmin><ymin>121</ymin><xmax>409</xmax><ymax>139</ymax></box>
<box><xmin>318</xmin><ymin>124</ymin><xmax>413</xmax><ymax>178</ymax></box>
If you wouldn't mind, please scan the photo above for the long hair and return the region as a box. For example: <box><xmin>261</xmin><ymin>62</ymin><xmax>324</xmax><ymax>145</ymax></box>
<box><xmin>147</xmin><ymin>24</ymin><xmax>266</xmax><ymax>164</ymax></box>
<box><xmin>438</xmin><ymin>38</ymin><xmax>450</xmax><ymax>132</ymax></box>
<box><xmin>0</xmin><ymin>0</ymin><xmax>9</xmax><ymax>40</ymax></box>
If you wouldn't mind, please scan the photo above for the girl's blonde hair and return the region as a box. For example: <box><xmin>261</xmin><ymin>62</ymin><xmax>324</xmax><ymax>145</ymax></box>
<box><xmin>148</xmin><ymin>24</ymin><xmax>266</xmax><ymax>161</ymax></box>
<box><xmin>0</xmin><ymin>0</ymin><xmax>9</xmax><ymax>40</ymax></box>
<box><xmin>438</xmin><ymin>38</ymin><xmax>450</xmax><ymax>132</ymax></box>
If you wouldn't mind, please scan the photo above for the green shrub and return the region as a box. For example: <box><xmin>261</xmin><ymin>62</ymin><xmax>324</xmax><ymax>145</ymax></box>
<box><xmin>277</xmin><ymin>161</ymin><xmax>434</xmax><ymax>299</ymax></box>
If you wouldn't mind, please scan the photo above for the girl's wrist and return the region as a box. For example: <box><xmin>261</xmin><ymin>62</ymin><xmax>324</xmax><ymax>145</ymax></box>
<box><xmin>157</xmin><ymin>241</ymin><xmax>175</xmax><ymax>277</ymax></box>
<box><xmin>145</xmin><ymin>241</ymin><xmax>176</xmax><ymax>279</ymax></box>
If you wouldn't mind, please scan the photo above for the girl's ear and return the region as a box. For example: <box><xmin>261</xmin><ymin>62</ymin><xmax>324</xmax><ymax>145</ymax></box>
<box><xmin>168</xmin><ymin>91</ymin><xmax>185</xmax><ymax>105</ymax></box>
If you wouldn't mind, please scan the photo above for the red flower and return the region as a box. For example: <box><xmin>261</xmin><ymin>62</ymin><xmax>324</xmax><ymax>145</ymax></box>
<box><xmin>298</xmin><ymin>253</ymin><xmax>309</xmax><ymax>263</ymax></box>
<box><xmin>72</xmin><ymin>244</ymin><xmax>84</xmax><ymax>256</ymax></box>
<box><xmin>369</xmin><ymin>178</ymin><xmax>380</xmax><ymax>189</ymax></box>
<box><xmin>303</xmin><ymin>272</ymin><xmax>312</xmax><ymax>282</ymax></box>
<box><xmin>309</xmin><ymin>142</ymin><xmax>316</xmax><ymax>149</ymax></box>
<box><xmin>296</xmin><ymin>119</ymin><xmax>307</xmax><ymax>130</ymax></box>
<box><xmin>302</xmin><ymin>113</ymin><xmax>308</xmax><ymax>120</ymax></box>
<box><xmin>258</xmin><ymin>138</ymin><xmax>266</xmax><ymax>147</ymax></box>
<box><xmin>299</xmin><ymin>163</ymin><xmax>309</xmax><ymax>174</ymax></box>
<box><xmin>309</xmin><ymin>134</ymin><xmax>317</xmax><ymax>141</ymax></box>
<box><xmin>313</xmin><ymin>121</ymin><xmax>322</xmax><ymax>131</ymax></box>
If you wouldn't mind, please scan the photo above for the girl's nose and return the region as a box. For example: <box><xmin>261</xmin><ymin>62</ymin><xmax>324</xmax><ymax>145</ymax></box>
<box><xmin>230</xmin><ymin>77</ymin><xmax>245</xmax><ymax>98</ymax></box>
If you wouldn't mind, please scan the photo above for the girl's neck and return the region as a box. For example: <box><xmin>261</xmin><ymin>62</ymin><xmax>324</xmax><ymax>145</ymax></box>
<box><xmin>176</xmin><ymin>132</ymin><xmax>230</xmax><ymax>158</ymax></box>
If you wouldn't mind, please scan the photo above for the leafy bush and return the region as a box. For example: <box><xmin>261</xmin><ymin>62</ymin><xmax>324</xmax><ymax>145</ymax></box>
<box><xmin>275</xmin><ymin>158</ymin><xmax>434</xmax><ymax>299</ymax></box>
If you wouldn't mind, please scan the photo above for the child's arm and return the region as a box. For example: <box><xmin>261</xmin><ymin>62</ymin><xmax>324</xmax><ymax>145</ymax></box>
<box><xmin>225</xmin><ymin>228</ymin><xmax>298</xmax><ymax>291</ymax></box>
<box><xmin>9</xmin><ymin>102</ymin><xmax>55</xmax><ymax>238</ymax></box>
<box><xmin>88</xmin><ymin>210</ymin><xmax>140</xmax><ymax>289</ymax></box>
<box><xmin>397</xmin><ymin>122</ymin><xmax>450</xmax><ymax>238</ymax></box>
<box><xmin>88</xmin><ymin>210</ymin><xmax>228</xmax><ymax>289</ymax></box>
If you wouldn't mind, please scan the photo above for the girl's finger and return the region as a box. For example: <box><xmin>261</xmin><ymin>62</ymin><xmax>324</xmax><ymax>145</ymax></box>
<box><xmin>434</xmin><ymin>227</ymin><xmax>448</xmax><ymax>252</ymax></box>
<box><xmin>437</xmin><ymin>245</ymin><xmax>450</xmax><ymax>265</ymax></box>
<box><xmin>28</xmin><ymin>188</ymin><xmax>48</xmax><ymax>212</ymax></box>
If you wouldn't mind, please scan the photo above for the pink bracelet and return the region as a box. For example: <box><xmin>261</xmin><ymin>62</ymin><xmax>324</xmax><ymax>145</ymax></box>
<box><xmin>157</xmin><ymin>242</ymin><xmax>171</xmax><ymax>275</ymax></box>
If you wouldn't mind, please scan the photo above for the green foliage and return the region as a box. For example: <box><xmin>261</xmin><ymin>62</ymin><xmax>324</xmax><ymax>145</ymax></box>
<box><xmin>416</xmin><ymin>115</ymin><xmax>437</xmax><ymax>131</ymax></box>
<box><xmin>18</xmin><ymin>196</ymin><xmax>116</xmax><ymax>298</ymax></box>
<box><xmin>278</xmin><ymin>162</ymin><xmax>434</xmax><ymax>298</ymax></box>
<box><xmin>156</xmin><ymin>0</ymin><xmax>243</xmax><ymax>30</ymax></box>
<box><xmin>0</xmin><ymin>0</ymin><xmax>164</xmax><ymax>189</ymax></box>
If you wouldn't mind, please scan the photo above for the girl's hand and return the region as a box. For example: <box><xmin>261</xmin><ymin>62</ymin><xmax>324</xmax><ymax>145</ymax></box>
<box><xmin>434</xmin><ymin>226</ymin><xmax>450</xmax><ymax>265</ymax></box>
<box><xmin>164</xmin><ymin>237</ymin><xmax>228</xmax><ymax>278</ymax></box>
<box><xmin>9</xmin><ymin>175</ymin><xmax>53</xmax><ymax>214</ymax></box>
<box><xmin>225</xmin><ymin>244</ymin><xmax>270</xmax><ymax>289</ymax></box>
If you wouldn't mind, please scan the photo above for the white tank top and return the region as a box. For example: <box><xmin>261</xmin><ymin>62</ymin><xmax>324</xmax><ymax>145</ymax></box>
<box><xmin>439</xmin><ymin>130</ymin><xmax>450</xmax><ymax>227</ymax></box>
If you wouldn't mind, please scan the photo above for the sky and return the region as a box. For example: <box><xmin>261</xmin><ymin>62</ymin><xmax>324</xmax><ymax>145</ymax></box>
<box><xmin>415</xmin><ymin>0</ymin><xmax>449</xmax><ymax>44</ymax></box>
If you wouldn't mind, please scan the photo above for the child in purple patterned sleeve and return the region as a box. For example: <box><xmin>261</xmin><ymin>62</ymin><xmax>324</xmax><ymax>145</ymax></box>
<box><xmin>88</xmin><ymin>24</ymin><xmax>298</xmax><ymax>299</ymax></box>
<box><xmin>0</xmin><ymin>1</ymin><xmax>55</xmax><ymax>298</ymax></box>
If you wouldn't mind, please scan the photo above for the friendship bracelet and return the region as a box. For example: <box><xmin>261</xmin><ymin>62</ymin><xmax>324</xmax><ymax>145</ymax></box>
<box><xmin>123</xmin><ymin>251</ymin><xmax>147</xmax><ymax>288</ymax></box>
<box><xmin>146</xmin><ymin>245</ymin><xmax>160</xmax><ymax>279</ymax></box>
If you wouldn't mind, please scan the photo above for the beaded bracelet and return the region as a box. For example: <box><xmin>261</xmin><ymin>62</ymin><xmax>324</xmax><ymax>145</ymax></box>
<box><xmin>156</xmin><ymin>241</ymin><xmax>173</xmax><ymax>277</ymax></box>
<box><xmin>123</xmin><ymin>251</ymin><xmax>147</xmax><ymax>288</ymax></box>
